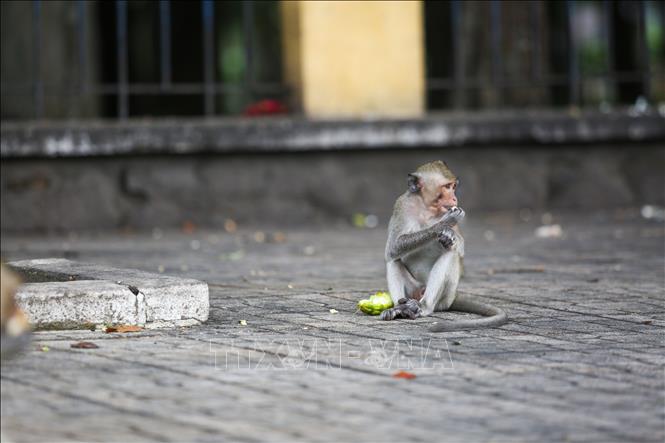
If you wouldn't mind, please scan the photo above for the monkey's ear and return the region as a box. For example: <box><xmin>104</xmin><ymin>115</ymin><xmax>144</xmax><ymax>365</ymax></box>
<box><xmin>407</xmin><ymin>173</ymin><xmax>422</xmax><ymax>193</ymax></box>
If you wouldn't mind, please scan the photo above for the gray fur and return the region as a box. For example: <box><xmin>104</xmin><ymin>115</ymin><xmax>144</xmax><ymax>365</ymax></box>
<box><xmin>429</xmin><ymin>294</ymin><xmax>507</xmax><ymax>331</ymax></box>
<box><xmin>384</xmin><ymin>166</ymin><xmax>507</xmax><ymax>331</ymax></box>
<box><xmin>380</xmin><ymin>298</ymin><xmax>422</xmax><ymax>320</ymax></box>
<box><xmin>386</xmin><ymin>205</ymin><xmax>464</xmax><ymax>261</ymax></box>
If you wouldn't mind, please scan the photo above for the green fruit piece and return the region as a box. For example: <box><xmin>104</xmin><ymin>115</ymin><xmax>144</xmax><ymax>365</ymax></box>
<box><xmin>357</xmin><ymin>291</ymin><xmax>394</xmax><ymax>315</ymax></box>
<box><xmin>358</xmin><ymin>299</ymin><xmax>376</xmax><ymax>315</ymax></box>
<box><xmin>358</xmin><ymin>299</ymin><xmax>371</xmax><ymax>309</ymax></box>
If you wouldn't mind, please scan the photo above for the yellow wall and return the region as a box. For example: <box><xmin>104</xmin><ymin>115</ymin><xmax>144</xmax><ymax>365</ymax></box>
<box><xmin>281</xmin><ymin>1</ymin><xmax>425</xmax><ymax>118</ymax></box>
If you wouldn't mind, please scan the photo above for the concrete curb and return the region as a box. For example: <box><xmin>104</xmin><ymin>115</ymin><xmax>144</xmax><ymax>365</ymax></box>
<box><xmin>2</xmin><ymin>111</ymin><xmax>664</xmax><ymax>158</ymax></box>
<box><xmin>8</xmin><ymin>258</ymin><xmax>209</xmax><ymax>330</ymax></box>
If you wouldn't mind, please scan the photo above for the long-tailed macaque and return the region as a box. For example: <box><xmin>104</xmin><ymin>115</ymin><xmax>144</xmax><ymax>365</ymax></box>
<box><xmin>381</xmin><ymin>161</ymin><xmax>507</xmax><ymax>331</ymax></box>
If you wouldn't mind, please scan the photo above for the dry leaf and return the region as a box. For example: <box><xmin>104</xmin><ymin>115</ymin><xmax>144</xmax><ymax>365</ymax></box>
<box><xmin>224</xmin><ymin>219</ymin><xmax>237</xmax><ymax>233</ymax></box>
<box><xmin>329</xmin><ymin>309</ymin><xmax>338</xmax><ymax>314</ymax></box>
<box><xmin>392</xmin><ymin>370</ymin><xmax>416</xmax><ymax>380</ymax></box>
<box><xmin>181</xmin><ymin>220</ymin><xmax>196</xmax><ymax>234</ymax></box>
<box><xmin>71</xmin><ymin>341</ymin><xmax>99</xmax><ymax>349</ymax></box>
<box><xmin>239</xmin><ymin>320</ymin><xmax>248</xmax><ymax>326</ymax></box>
<box><xmin>642</xmin><ymin>320</ymin><xmax>653</xmax><ymax>325</ymax></box>
<box><xmin>105</xmin><ymin>325</ymin><xmax>142</xmax><ymax>333</ymax></box>
<box><xmin>272</xmin><ymin>232</ymin><xmax>287</xmax><ymax>243</ymax></box>
<box><xmin>38</xmin><ymin>345</ymin><xmax>49</xmax><ymax>352</ymax></box>
<box><xmin>489</xmin><ymin>266</ymin><xmax>545</xmax><ymax>274</ymax></box>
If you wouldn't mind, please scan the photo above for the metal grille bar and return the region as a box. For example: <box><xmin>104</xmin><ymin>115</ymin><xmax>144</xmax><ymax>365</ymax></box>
<box><xmin>202</xmin><ymin>0</ymin><xmax>215</xmax><ymax>116</ymax></box>
<box><xmin>78</xmin><ymin>0</ymin><xmax>87</xmax><ymax>94</ymax></box>
<box><xmin>1</xmin><ymin>0</ymin><xmax>661</xmax><ymax>119</ymax></box>
<box><xmin>566</xmin><ymin>0</ymin><xmax>580</xmax><ymax>105</ymax></box>
<box><xmin>159</xmin><ymin>0</ymin><xmax>172</xmax><ymax>89</ymax></box>
<box><xmin>490</xmin><ymin>0</ymin><xmax>502</xmax><ymax>106</ymax></box>
<box><xmin>32</xmin><ymin>0</ymin><xmax>43</xmax><ymax>118</ymax></box>
<box><xmin>426</xmin><ymin>0</ymin><xmax>658</xmax><ymax>110</ymax></box>
<box><xmin>451</xmin><ymin>0</ymin><xmax>464</xmax><ymax>109</ymax></box>
<box><xmin>116</xmin><ymin>0</ymin><xmax>128</xmax><ymax>119</ymax></box>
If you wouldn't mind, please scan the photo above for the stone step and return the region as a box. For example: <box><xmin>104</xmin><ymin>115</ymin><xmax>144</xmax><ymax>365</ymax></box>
<box><xmin>8</xmin><ymin>258</ymin><xmax>209</xmax><ymax>330</ymax></box>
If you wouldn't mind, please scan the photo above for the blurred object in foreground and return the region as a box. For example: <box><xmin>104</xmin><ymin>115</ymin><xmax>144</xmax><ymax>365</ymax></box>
<box><xmin>641</xmin><ymin>205</ymin><xmax>665</xmax><ymax>222</ymax></box>
<box><xmin>244</xmin><ymin>99</ymin><xmax>288</xmax><ymax>117</ymax></box>
<box><xmin>1</xmin><ymin>264</ymin><xmax>31</xmax><ymax>359</ymax></box>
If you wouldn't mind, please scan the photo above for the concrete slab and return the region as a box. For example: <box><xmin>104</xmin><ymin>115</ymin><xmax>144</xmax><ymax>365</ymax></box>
<box><xmin>7</xmin><ymin>258</ymin><xmax>209</xmax><ymax>329</ymax></box>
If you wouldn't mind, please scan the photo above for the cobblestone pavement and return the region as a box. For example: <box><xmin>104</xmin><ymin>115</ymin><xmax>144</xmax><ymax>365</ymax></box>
<box><xmin>1</xmin><ymin>210</ymin><xmax>664</xmax><ymax>442</ymax></box>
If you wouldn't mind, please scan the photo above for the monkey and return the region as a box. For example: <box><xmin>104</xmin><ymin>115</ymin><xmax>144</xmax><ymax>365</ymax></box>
<box><xmin>381</xmin><ymin>160</ymin><xmax>507</xmax><ymax>331</ymax></box>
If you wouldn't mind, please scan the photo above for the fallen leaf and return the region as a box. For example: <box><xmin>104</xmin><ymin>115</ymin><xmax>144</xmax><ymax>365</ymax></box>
<box><xmin>271</xmin><ymin>232</ymin><xmax>287</xmax><ymax>243</ymax></box>
<box><xmin>329</xmin><ymin>309</ymin><xmax>338</xmax><ymax>314</ymax></box>
<box><xmin>182</xmin><ymin>220</ymin><xmax>196</xmax><ymax>234</ymax></box>
<box><xmin>392</xmin><ymin>370</ymin><xmax>416</xmax><ymax>379</ymax></box>
<box><xmin>239</xmin><ymin>320</ymin><xmax>248</xmax><ymax>326</ymax></box>
<box><xmin>224</xmin><ymin>218</ymin><xmax>237</xmax><ymax>233</ymax></box>
<box><xmin>352</xmin><ymin>213</ymin><xmax>366</xmax><ymax>228</ymax></box>
<box><xmin>38</xmin><ymin>345</ymin><xmax>49</xmax><ymax>352</ymax></box>
<box><xmin>105</xmin><ymin>325</ymin><xmax>142</xmax><ymax>333</ymax></box>
<box><xmin>642</xmin><ymin>320</ymin><xmax>653</xmax><ymax>325</ymax></box>
<box><xmin>228</xmin><ymin>250</ymin><xmax>245</xmax><ymax>261</ymax></box>
<box><xmin>71</xmin><ymin>341</ymin><xmax>99</xmax><ymax>349</ymax></box>
<box><xmin>489</xmin><ymin>266</ymin><xmax>545</xmax><ymax>274</ymax></box>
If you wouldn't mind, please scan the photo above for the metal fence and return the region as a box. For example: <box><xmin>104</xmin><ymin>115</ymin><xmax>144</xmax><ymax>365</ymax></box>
<box><xmin>1</xmin><ymin>0</ymin><xmax>287</xmax><ymax>119</ymax></box>
<box><xmin>425</xmin><ymin>0</ymin><xmax>662</xmax><ymax>110</ymax></box>
<box><xmin>1</xmin><ymin>0</ymin><xmax>663</xmax><ymax>120</ymax></box>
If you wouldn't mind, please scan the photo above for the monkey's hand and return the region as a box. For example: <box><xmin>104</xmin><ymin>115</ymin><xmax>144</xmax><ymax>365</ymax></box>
<box><xmin>438</xmin><ymin>227</ymin><xmax>456</xmax><ymax>250</ymax></box>
<box><xmin>379</xmin><ymin>298</ymin><xmax>422</xmax><ymax>321</ymax></box>
<box><xmin>436</xmin><ymin>206</ymin><xmax>465</xmax><ymax>229</ymax></box>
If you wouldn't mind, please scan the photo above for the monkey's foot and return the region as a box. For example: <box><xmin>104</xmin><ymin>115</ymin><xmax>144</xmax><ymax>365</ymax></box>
<box><xmin>379</xmin><ymin>298</ymin><xmax>422</xmax><ymax>321</ymax></box>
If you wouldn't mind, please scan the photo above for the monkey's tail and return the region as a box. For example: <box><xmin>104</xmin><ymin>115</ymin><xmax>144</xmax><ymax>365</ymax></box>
<box><xmin>428</xmin><ymin>296</ymin><xmax>507</xmax><ymax>332</ymax></box>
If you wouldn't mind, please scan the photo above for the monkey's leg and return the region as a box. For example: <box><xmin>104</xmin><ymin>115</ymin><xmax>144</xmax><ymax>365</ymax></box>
<box><xmin>419</xmin><ymin>252</ymin><xmax>461</xmax><ymax>316</ymax></box>
<box><xmin>386</xmin><ymin>260</ymin><xmax>422</xmax><ymax>305</ymax></box>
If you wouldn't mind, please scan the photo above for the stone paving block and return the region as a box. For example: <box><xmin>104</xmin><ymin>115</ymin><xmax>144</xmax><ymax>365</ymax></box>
<box><xmin>1</xmin><ymin>213</ymin><xmax>663</xmax><ymax>442</ymax></box>
<box><xmin>8</xmin><ymin>258</ymin><xmax>209</xmax><ymax>329</ymax></box>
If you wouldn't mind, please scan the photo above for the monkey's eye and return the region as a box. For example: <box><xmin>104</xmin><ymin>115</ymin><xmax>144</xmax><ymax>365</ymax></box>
<box><xmin>436</xmin><ymin>193</ymin><xmax>443</xmax><ymax>200</ymax></box>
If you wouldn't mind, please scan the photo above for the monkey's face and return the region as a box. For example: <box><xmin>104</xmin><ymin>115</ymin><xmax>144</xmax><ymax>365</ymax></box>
<box><xmin>423</xmin><ymin>176</ymin><xmax>458</xmax><ymax>216</ymax></box>
<box><xmin>408</xmin><ymin>163</ymin><xmax>459</xmax><ymax>216</ymax></box>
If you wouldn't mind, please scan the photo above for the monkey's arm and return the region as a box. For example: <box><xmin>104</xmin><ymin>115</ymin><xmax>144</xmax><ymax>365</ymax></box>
<box><xmin>387</xmin><ymin>207</ymin><xmax>465</xmax><ymax>260</ymax></box>
<box><xmin>387</xmin><ymin>226</ymin><xmax>441</xmax><ymax>260</ymax></box>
